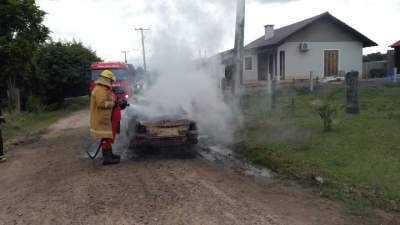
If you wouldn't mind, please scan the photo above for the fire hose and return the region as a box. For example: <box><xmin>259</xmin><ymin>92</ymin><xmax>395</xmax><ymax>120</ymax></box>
<box><xmin>86</xmin><ymin>141</ymin><xmax>102</xmax><ymax>160</ymax></box>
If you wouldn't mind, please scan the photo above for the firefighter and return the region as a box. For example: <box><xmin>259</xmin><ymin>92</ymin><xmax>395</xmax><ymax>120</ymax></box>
<box><xmin>90</xmin><ymin>70</ymin><xmax>127</xmax><ymax>165</ymax></box>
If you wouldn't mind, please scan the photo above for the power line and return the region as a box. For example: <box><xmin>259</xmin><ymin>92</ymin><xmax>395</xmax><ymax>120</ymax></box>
<box><xmin>135</xmin><ymin>28</ymin><xmax>150</xmax><ymax>71</ymax></box>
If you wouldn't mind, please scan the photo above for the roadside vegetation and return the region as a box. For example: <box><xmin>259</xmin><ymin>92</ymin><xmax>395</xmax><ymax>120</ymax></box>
<box><xmin>0</xmin><ymin>0</ymin><xmax>99</xmax><ymax>113</ymax></box>
<box><xmin>0</xmin><ymin>0</ymin><xmax>97</xmax><ymax>152</ymax></box>
<box><xmin>237</xmin><ymin>85</ymin><xmax>400</xmax><ymax>212</ymax></box>
<box><xmin>2</xmin><ymin>96</ymin><xmax>89</xmax><ymax>147</ymax></box>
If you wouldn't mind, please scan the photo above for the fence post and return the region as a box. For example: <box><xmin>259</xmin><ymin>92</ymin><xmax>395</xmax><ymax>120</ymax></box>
<box><xmin>271</xmin><ymin>76</ymin><xmax>277</xmax><ymax>111</ymax></box>
<box><xmin>394</xmin><ymin>67</ymin><xmax>398</xmax><ymax>83</ymax></box>
<box><xmin>310</xmin><ymin>71</ymin><xmax>314</xmax><ymax>92</ymax></box>
<box><xmin>346</xmin><ymin>71</ymin><xmax>359</xmax><ymax>114</ymax></box>
<box><xmin>267</xmin><ymin>73</ymin><xmax>272</xmax><ymax>95</ymax></box>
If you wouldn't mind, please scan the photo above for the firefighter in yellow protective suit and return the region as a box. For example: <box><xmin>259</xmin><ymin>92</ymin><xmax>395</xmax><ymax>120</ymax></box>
<box><xmin>90</xmin><ymin>70</ymin><xmax>121</xmax><ymax>165</ymax></box>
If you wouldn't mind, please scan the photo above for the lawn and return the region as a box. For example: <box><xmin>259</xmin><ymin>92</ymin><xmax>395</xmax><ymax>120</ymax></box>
<box><xmin>237</xmin><ymin>85</ymin><xmax>400</xmax><ymax>211</ymax></box>
<box><xmin>2</xmin><ymin>96</ymin><xmax>89</xmax><ymax>147</ymax></box>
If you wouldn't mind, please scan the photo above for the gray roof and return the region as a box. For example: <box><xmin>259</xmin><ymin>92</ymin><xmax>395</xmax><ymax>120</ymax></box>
<box><xmin>391</xmin><ymin>40</ymin><xmax>400</xmax><ymax>48</ymax></box>
<box><xmin>245</xmin><ymin>12</ymin><xmax>377</xmax><ymax>49</ymax></box>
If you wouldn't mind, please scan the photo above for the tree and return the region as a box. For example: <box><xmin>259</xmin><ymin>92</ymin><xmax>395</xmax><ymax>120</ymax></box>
<box><xmin>0</xmin><ymin>0</ymin><xmax>49</xmax><ymax>109</ymax></box>
<box><xmin>36</xmin><ymin>41</ymin><xmax>100</xmax><ymax>104</ymax></box>
<box><xmin>363</xmin><ymin>52</ymin><xmax>387</xmax><ymax>62</ymax></box>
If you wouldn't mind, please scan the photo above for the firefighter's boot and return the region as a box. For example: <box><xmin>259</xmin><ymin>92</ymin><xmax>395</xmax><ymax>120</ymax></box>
<box><xmin>102</xmin><ymin>149</ymin><xmax>120</xmax><ymax>165</ymax></box>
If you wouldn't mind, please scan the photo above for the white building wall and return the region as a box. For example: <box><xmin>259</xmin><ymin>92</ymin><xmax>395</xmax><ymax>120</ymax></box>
<box><xmin>278</xmin><ymin>41</ymin><xmax>363</xmax><ymax>79</ymax></box>
<box><xmin>243</xmin><ymin>54</ymin><xmax>258</xmax><ymax>81</ymax></box>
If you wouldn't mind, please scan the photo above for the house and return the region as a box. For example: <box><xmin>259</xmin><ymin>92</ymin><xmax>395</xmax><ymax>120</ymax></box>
<box><xmin>219</xmin><ymin>12</ymin><xmax>377</xmax><ymax>81</ymax></box>
<box><xmin>390</xmin><ymin>40</ymin><xmax>400</xmax><ymax>73</ymax></box>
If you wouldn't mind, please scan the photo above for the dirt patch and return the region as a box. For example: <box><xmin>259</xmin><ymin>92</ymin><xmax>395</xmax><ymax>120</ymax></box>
<box><xmin>0</xmin><ymin>113</ymin><xmax>399</xmax><ymax>225</ymax></box>
<box><xmin>42</xmin><ymin>109</ymin><xmax>89</xmax><ymax>139</ymax></box>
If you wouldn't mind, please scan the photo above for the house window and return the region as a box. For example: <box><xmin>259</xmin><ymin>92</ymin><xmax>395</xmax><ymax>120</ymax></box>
<box><xmin>245</xmin><ymin>57</ymin><xmax>252</xmax><ymax>70</ymax></box>
<box><xmin>279</xmin><ymin>51</ymin><xmax>285</xmax><ymax>80</ymax></box>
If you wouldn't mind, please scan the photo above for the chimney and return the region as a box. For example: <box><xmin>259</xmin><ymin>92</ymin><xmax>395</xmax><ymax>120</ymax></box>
<box><xmin>264</xmin><ymin>25</ymin><xmax>275</xmax><ymax>40</ymax></box>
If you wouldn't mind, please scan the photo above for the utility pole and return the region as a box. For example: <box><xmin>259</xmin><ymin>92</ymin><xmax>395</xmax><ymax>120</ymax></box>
<box><xmin>121</xmin><ymin>50</ymin><xmax>129</xmax><ymax>64</ymax></box>
<box><xmin>135</xmin><ymin>28</ymin><xmax>150</xmax><ymax>71</ymax></box>
<box><xmin>233</xmin><ymin>0</ymin><xmax>245</xmax><ymax>95</ymax></box>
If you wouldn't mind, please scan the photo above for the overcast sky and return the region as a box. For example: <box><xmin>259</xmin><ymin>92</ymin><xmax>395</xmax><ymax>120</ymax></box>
<box><xmin>37</xmin><ymin>0</ymin><xmax>399</xmax><ymax>66</ymax></box>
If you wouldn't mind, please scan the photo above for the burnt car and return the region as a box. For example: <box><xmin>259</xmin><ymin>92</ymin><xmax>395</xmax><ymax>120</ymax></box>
<box><xmin>127</xmin><ymin>106</ymin><xmax>198</xmax><ymax>156</ymax></box>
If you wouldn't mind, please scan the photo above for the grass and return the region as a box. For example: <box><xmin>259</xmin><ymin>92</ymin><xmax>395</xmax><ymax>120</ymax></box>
<box><xmin>2</xmin><ymin>96</ymin><xmax>89</xmax><ymax>147</ymax></box>
<box><xmin>237</xmin><ymin>86</ymin><xmax>400</xmax><ymax>212</ymax></box>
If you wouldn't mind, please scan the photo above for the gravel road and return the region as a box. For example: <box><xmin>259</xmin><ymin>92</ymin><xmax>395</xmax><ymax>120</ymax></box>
<box><xmin>0</xmin><ymin>110</ymin><xmax>397</xmax><ymax>225</ymax></box>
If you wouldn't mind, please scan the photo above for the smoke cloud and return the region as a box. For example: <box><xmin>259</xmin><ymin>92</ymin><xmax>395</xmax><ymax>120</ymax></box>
<box><xmin>125</xmin><ymin>0</ymin><xmax>240</xmax><ymax>145</ymax></box>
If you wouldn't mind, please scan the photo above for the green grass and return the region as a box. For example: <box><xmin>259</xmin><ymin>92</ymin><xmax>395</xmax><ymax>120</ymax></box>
<box><xmin>2</xmin><ymin>96</ymin><xmax>89</xmax><ymax>146</ymax></box>
<box><xmin>237</xmin><ymin>86</ymin><xmax>400</xmax><ymax>211</ymax></box>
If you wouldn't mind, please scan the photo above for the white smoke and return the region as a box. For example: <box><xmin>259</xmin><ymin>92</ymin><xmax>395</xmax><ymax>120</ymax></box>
<box><xmin>126</xmin><ymin>0</ymin><xmax>240</xmax><ymax>145</ymax></box>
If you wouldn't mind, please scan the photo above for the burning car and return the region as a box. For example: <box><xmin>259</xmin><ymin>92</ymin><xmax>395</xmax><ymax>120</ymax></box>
<box><xmin>127</xmin><ymin>105</ymin><xmax>199</xmax><ymax>156</ymax></box>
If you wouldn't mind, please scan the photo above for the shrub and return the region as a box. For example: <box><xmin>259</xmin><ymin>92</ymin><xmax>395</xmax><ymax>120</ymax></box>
<box><xmin>311</xmin><ymin>89</ymin><xmax>342</xmax><ymax>132</ymax></box>
<box><xmin>26</xmin><ymin>95</ymin><xmax>45</xmax><ymax>113</ymax></box>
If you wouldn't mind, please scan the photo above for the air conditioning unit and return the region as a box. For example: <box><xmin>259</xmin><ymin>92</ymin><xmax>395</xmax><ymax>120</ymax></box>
<box><xmin>299</xmin><ymin>43</ymin><xmax>310</xmax><ymax>52</ymax></box>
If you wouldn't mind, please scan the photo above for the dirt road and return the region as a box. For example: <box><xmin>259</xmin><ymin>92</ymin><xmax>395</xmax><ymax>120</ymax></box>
<box><xmin>0</xmin><ymin>110</ymin><xmax>398</xmax><ymax>225</ymax></box>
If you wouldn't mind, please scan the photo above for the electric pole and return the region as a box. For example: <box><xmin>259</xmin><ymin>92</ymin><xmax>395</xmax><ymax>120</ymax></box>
<box><xmin>233</xmin><ymin>0</ymin><xmax>245</xmax><ymax>95</ymax></box>
<box><xmin>121</xmin><ymin>50</ymin><xmax>129</xmax><ymax>64</ymax></box>
<box><xmin>135</xmin><ymin>28</ymin><xmax>150</xmax><ymax>71</ymax></box>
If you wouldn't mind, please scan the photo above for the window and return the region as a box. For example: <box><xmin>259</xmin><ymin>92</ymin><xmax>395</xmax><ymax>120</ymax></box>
<box><xmin>245</xmin><ymin>57</ymin><xmax>253</xmax><ymax>70</ymax></box>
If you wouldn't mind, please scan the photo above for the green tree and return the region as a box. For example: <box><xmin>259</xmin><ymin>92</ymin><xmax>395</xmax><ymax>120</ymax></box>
<box><xmin>0</xmin><ymin>0</ymin><xmax>49</xmax><ymax>108</ymax></box>
<box><xmin>363</xmin><ymin>52</ymin><xmax>387</xmax><ymax>62</ymax></box>
<box><xmin>36</xmin><ymin>41</ymin><xmax>100</xmax><ymax>104</ymax></box>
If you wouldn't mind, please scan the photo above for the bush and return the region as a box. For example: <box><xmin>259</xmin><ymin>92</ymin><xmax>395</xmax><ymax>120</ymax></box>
<box><xmin>295</xmin><ymin>86</ymin><xmax>311</xmax><ymax>95</ymax></box>
<box><xmin>311</xmin><ymin>89</ymin><xmax>342</xmax><ymax>132</ymax></box>
<box><xmin>25</xmin><ymin>95</ymin><xmax>45</xmax><ymax>113</ymax></box>
<box><xmin>36</xmin><ymin>41</ymin><xmax>100</xmax><ymax>105</ymax></box>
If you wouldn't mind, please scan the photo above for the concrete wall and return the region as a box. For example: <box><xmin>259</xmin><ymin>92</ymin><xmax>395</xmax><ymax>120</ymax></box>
<box><xmin>277</xmin><ymin>41</ymin><xmax>363</xmax><ymax>79</ymax></box>
<box><xmin>240</xmin><ymin>41</ymin><xmax>363</xmax><ymax>81</ymax></box>
<box><xmin>362</xmin><ymin>61</ymin><xmax>387</xmax><ymax>78</ymax></box>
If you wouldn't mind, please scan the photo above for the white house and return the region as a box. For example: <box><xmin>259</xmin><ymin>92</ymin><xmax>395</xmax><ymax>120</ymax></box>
<box><xmin>219</xmin><ymin>12</ymin><xmax>377</xmax><ymax>81</ymax></box>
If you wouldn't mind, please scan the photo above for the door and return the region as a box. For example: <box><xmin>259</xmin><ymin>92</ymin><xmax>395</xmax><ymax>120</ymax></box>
<box><xmin>324</xmin><ymin>50</ymin><xmax>339</xmax><ymax>77</ymax></box>
<box><xmin>258</xmin><ymin>54</ymin><xmax>268</xmax><ymax>80</ymax></box>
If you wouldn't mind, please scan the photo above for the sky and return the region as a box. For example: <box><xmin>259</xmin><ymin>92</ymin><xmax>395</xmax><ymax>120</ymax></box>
<box><xmin>36</xmin><ymin>0</ymin><xmax>400</xmax><ymax>67</ymax></box>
